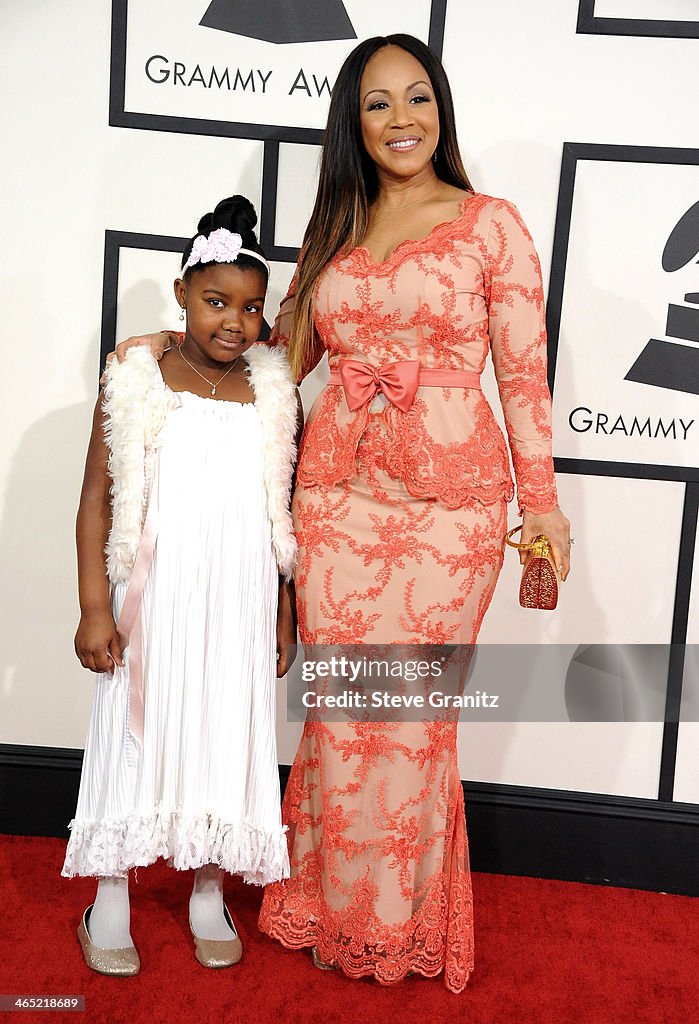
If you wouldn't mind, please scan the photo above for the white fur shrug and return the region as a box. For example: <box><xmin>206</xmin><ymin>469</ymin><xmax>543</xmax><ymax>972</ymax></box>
<box><xmin>102</xmin><ymin>344</ymin><xmax>298</xmax><ymax>584</ymax></box>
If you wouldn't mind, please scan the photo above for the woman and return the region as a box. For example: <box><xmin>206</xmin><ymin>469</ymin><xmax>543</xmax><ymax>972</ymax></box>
<box><xmin>118</xmin><ymin>34</ymin><xmax>570</xmax><ymax>991</ymax></box>
<box><xmin>258</xmin><ymin>34</ymin><xmax>570</xmax><ymax>992</ymax></box>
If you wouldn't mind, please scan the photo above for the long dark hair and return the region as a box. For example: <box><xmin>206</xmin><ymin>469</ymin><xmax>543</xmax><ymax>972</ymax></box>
<box><xmin>289</xmin><ymin>34</ymin><xmax>473</xmax><ymax>379</ymax></box>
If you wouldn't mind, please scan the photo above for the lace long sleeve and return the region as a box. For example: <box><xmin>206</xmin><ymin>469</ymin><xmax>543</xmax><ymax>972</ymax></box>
<box><xmin>485</xmin><ymin>200</ymin><xmax>559</xmax><ymax>515</ymax></box>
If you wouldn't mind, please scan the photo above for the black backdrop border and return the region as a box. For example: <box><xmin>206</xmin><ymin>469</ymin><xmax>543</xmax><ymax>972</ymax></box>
<box><xmin>2</xmin><ymin>745</ymin><xmax>697</xmax><ymax>894</ymax></box>
<box><xmin>577</xmin><ymin>0</ymin><xmax>699</xmax><ymax>39</ymax></box>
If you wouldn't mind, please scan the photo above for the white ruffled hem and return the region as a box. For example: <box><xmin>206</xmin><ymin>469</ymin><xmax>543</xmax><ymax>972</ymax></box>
<box><xmin>62</xmin><ymin>810</ymin><xmax>290</xmax><ymax>886</ymax></box>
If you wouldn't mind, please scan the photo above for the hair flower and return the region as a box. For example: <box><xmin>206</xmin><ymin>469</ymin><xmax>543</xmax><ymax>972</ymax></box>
<box><xmin>184</xmin><ymin>229</ymin><xmax>243</xmax><ymax>271</ymax></box>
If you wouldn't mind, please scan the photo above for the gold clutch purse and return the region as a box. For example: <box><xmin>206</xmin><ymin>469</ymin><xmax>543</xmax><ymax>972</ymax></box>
<box><xmin>505</xmin><ymin>526</ymin><xmax>558</xmax><ymax>610</ymax></box>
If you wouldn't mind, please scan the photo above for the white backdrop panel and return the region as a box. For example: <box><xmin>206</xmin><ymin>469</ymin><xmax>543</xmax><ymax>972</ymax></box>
<box><xmin>457</xmin><ymin>721</ymin><xmax>664</xmax><ymax>798</ymax></box>
<box><xmin>116</xmin><ymin>249</ymin><xmax>184</xmax><ymax>340</ymax></box>
<box><xmin>594</xmin><ymin>1</ymin><xmax>699</xmax><ymax>18</ymax></box>
<box><xmin>442</xmin><ymin>0</ymin><xmax>698</xmax><ymax>307</ymax></box>
<box><xmin>107</xmin><ymin>137</ymin><xmax>265</xmax><ymax>242</ymax></box>
<box><xmin>455</xmin><ymin>473</ymin><xmax>677</xmax><ymax>799</ymax></box>
<box><xmin>480</xmin><ymin>474</ymin><xmax>685</xmax><ymax>645</ymax></box>
<box><xmin>552</xmin><ymin>159</ymin><xmax>699</xmax><ymax>469</ymax></box>
<box><xmin>266</xmin><ymin>261</ymin><xmax>299</xmax><ymax>329</ymax></box>
<box><xmin>124</xmin><ymin>0</ymin><xmax>434</xmax><ymax>131</ymax></box>
<box><xmin>674</xmin><ymin>724</ymin><xmax>699</xmax><ymax>804</ymax></box>
<box><xmin>275</xmin><ymin>143</ymin><xmax>322</xmax><ymax>249</ymax></box>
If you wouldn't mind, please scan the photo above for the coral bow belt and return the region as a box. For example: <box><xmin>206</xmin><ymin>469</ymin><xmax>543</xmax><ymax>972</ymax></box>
<box><xmin>328</xmin><ymin>359</ymin><xmax>481</xmax><ymax>412</ymax></box>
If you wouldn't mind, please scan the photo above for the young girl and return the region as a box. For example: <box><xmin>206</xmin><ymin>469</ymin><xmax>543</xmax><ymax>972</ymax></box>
<box><xmin>62</xmin><ymin>195</ymin><xmax>300</xmax><ymax>977</ymax></box>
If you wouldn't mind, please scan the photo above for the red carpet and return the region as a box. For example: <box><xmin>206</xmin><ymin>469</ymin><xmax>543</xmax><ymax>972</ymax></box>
<box><xmin>0</xmin><ymin>835</ymin><xmax>696</xmax><ymax>1024</ymax></box>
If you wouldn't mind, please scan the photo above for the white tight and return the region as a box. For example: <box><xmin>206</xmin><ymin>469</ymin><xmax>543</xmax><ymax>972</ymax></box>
<box><xmin>87</xmin><ymin>865</ymin><xmax>234</xmax><ymax>949</ymax></box>
<box><xmin>89</xmin><ymin>876</ymin><xmax>132</xmax><ymax>949</ymax></box>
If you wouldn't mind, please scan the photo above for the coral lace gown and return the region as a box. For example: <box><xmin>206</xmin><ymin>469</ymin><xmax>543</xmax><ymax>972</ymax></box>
<box><xmin>258</xmin><ymin>194</ymin><xmax>558</xmax><ymax>990</ymax></box>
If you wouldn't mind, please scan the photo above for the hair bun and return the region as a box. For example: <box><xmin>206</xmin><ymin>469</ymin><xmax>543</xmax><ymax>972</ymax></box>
<box><xmin>211</xmin><ymin>195</ymin><xmax>258</xmax><ymax>236</ymax></box>
<box><xmin>195</xmin><ymin>211</ymin><xmax>215</xmax><ymax>234</ymax></box>
<box><xmin>183</xmin><ymin>193</ymin><xmax>266</xmax><ymax>274</ymax></box>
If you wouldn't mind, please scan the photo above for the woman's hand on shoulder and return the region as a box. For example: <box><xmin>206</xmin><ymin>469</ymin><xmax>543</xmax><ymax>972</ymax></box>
<box><xmin>116</xmin><ymin>331</ymin><xmax>180</xmax><ymax>363</ymax></box>
<box><xmin>521</xmin><ymin>506</ymin><xmax>571</xmax><ymax>581</ymax></box>
<box><xmin>99</xmin><ymin>332</ymin><xmax>182</xmax><ymax>384</ymax></box>
<box><xmin>74</xmin><ymin>609</ymin><xmax>124</xmax><ymax>674</ymax></box>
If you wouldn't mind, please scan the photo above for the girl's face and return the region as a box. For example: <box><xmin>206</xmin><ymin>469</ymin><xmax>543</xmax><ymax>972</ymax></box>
<box><xmin>174</xmin><ymin>263</ymin><xmax>266</xmax><ymax>367</ymax></box>
<box><xmin>359</xmin><ymin>45</ymin><xmax>440</xmax><ymax>183</ymax></box>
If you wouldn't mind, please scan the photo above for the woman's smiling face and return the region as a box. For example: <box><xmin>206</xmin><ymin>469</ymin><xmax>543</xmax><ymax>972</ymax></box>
<box><xmin>359</xmin><ymin>45</ymin><xmax>440</xmax><ymax>182</ymax></box>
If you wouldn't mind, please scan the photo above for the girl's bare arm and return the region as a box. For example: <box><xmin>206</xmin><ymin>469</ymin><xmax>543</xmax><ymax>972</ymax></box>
<box><xmin>74</xmin><ymin>397</ymin><xmax>124</xmax><ymax>673</ymax></box>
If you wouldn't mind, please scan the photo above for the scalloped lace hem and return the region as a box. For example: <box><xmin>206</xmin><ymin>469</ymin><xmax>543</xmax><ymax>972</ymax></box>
<box><xmin>258</xmin><ymin>919</ymin><xmax>473</xmax><ymax>993</ymax></box>
<box><xmin>62</xmin><ymin>810</ymin><xmax>289</xmax><ymax>885</ymax></box>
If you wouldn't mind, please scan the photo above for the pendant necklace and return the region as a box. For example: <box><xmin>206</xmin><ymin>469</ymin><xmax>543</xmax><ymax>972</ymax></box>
<box><xmin>178</xmin><ymin>344</ymin><xmax>239</xmax><ymax>397</ymax></box>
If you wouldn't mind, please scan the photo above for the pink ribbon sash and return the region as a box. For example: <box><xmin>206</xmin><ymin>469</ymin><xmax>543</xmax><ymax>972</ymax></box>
<box><xmin>115</xmin><ymin>468</ymin><xmax>160</xmax><ymax>748</ymax></box>
<box><xmin>329</xmin><ymin>359</ymin><xmax>481</xmax><ymax>412</ymax></box>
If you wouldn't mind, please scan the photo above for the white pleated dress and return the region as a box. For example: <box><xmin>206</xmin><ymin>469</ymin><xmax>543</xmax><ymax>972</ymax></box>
<box><xmin>63</xmin><ymin>390</ymin><xmax>289</xmax><ymax>885</ymax></box>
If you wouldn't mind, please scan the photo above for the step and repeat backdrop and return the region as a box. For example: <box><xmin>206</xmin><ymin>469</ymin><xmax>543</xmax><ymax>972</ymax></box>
<box><xmin>1</xmin><ymin>1</ymin><xmax>697</xmax><ymax>812</ymax></box>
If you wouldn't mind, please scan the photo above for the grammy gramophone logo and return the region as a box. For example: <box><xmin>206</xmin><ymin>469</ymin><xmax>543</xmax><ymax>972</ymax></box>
<box><xmin>199</xmin><ymin>0</ymin><xmax>357</xmax><ymax>44</ymax></box>
<box><xmin>625</xmin><ymin>201</ymin><xmax>699</xmax><ymax>397</ymax></box>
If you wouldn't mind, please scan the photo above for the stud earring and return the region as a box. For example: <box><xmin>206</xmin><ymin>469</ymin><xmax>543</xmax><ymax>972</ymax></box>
<box><xmin>179</xmin><ymin>307</ymin><xmax>185</xmax><ymax>321</ymax></box>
